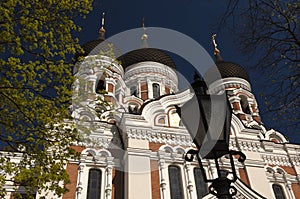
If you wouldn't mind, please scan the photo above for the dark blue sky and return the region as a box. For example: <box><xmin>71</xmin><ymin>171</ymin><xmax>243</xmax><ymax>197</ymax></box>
<box><xmin>76</xmin><ymin>0</ymin><xmax>300</xmax><ymax>143</ymax></box>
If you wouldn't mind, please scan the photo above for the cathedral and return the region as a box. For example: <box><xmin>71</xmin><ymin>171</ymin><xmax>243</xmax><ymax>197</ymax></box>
<box><xmin>4</xmin><ymin>16</ymin><xmax>300</xmax><ymax>199</ymax></box>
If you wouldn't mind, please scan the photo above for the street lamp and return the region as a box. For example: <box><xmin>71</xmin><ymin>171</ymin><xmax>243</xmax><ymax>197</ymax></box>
<box><xmin>175</xmin><ymin>80</ymin><xmax>246</xmax><ymax>199</ymax></box>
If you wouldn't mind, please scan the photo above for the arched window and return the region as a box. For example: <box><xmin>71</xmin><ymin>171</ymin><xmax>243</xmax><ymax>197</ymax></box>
<box><xmin>96</xmin><ymin>80</ymin><xmax>106</xmax><ymax>94</ymax></box>
<box><xmin>169</xmin><ymin>111</ymin><xmax>180</xmax><ymax>127</ymax></box>
<box><xmin>194</xmin><ymin>168</ymin><xmax>208</xmax><ymax>198</ymax></box>
<box><xmin>272</xmin><ymin>184</ymin><xmax>286</xmax><ymax>199</ymax></box>
<box><xmin>130</xmin><ymin>86</ymin><xmax>137</xmax><ymax>97</ymax></box>
<box><xmin>168</xmin><ymin>165</ymin><xmax>183</xmax><ymax>199</ymax></box>
<box><xmin>87</xmin><ymin>169</ymin><xmax>102</xmax><ymax>199</ymax></box>
<box><xmin>152</xmin><ymin>83</ymin><xmax>160</xmax><ymax>98</ymax></box>
<box><xmin>240</xmin><ymin>95</ymin><xmax>251</xmax><ymax>114</ymax></box>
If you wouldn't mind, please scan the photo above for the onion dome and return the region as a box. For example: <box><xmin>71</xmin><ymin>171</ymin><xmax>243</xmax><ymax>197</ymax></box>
<box><xmin>80</xmin><ymin>38</ymin><xmax>104</xmax><ymax>56</ymax></box>
<box><xmin>117</xmin><ymin>48</ymin><xmax>176</xmax><ymax>70</ymax></box>
<box><xmin>204</xmin><ymin>34</ymin><xmax>250</xmax><ymax>84</ymax></box>
<box><xmin>215</xmin><ymin>60</ymin><xmax>249</xmax><ymax>81</ymax></box>
<box><xmin>117</xmin><ymin>19</ymin><xmax>175</xmax><ymax>70</ymax></box>
<box><xmin>204</xmin><ymin>57</ymin><xmax>250</xmax><ymax>85</ymax></box>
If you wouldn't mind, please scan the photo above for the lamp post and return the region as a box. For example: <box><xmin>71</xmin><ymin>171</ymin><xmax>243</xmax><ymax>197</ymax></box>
<box><xmin>175</xmin><ymin>80</ymin><xmax>246</xmax><ymax>199</ymax></box>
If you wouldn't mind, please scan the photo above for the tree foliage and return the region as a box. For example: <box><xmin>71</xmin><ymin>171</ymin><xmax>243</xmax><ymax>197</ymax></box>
<box><xmin>218</xmin><ymin>0</ymin><xmax>299</xmax><ymax>133</ymax></box>
<box><xmin>0</xmin><ymin>0</ymin><xmax>93</xmax><ymax>198</ymax></box>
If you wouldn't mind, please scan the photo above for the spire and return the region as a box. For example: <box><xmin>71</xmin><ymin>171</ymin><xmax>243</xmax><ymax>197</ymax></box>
<box><xmin>212</xmin><ymin>34</ymin><xmax>223</xmax><ymax>62</ymax></box>
<box><xmin>99</xmin><ymin>12</ymin><xmax>106</xmax><ymax>40</ymax></box>
<box><xmin>141</xmin><ymin>17</ymin><xmax>148</xmax><ymax>48</ymax></box>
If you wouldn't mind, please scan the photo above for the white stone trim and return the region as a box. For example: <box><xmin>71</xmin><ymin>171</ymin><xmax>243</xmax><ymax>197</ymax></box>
<box><xmin>76</xmin><ymin>148</ymin><xmax>114</xmax><ymax>199</ymax></box>
<box><xmin>124</xmin><ymin>62</ymin><xmax>178</xmax><ymax>92</ymax></box>
<box><xmin>264</xmin><ymin>129</ymin><xmax>288</xmax><ymax>143</ymax></box>
<box><xmin>208</xmin><ymin>77</ymin><xmax>251</xmax><ymax>94</ymax></box>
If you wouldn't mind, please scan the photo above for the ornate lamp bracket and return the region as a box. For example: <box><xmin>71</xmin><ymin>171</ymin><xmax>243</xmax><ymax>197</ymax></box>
<box><xmin>185</xmin><ymin>149</ymin><xmax>246</xmax><ymax>198</ymax></box>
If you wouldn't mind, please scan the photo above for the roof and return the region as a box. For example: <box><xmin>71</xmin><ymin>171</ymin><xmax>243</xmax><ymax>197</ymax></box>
<box><xmin>117</xmin><ymin>48</ymin><xmax>176</xmax><ymax>69</ymax></box>
<box><xmin>204</xmin><ymin>59</ymin><xmax>250</xmax><ymax>84</ymax></box>
<box><xmin>81</xmin><ymin>38</ymin><xmax>105</xmax><ymax>56</ymax></box>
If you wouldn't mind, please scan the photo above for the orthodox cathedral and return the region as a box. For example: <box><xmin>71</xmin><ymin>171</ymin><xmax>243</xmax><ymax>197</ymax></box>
<box><xmin>4</xmin><ymin>15</ymin><xmax>300</xmax><ymax>199</ymax></box>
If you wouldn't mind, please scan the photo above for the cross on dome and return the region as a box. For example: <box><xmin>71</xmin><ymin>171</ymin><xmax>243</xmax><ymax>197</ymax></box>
<box><xmin>99</xmin><ymin>12</ymin><xmax>106</xmax><ymax>40</ymax></box>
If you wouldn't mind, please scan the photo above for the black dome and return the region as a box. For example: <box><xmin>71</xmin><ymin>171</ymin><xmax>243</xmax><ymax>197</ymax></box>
<box><xmin>204</xmin><ymin>60</ymin><xmax>250</xmax><ymax>84</ymax></box>
<box><xmin>117</xmin><ymin>48</ymin><xmax>176</xmax><ymax>69</ymax></box>
<box><xmin>216</xmin><ymin>61</ymin><xmax>250</xmax><ymax>80</ymax></box>
<box><xmin>81</xmin><ymin>38</ymin><xmax>105</xmax><ymax>56</ymax></box>
<box><xmin>74</xmin><ymin>38</ymin><xmax>104</xmax><ymax>62</ymax></box>
<box><xmin>74</xmin><ymin>38</ymin><xmax>122</xmax><ymax>62</ymax></box>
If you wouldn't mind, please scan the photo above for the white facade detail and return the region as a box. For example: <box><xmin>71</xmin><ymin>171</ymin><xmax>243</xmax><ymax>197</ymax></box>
<box><xmin>3</xmin><ymin>36</ymin><xmax>300</xmax><ymax>199</ymax></box>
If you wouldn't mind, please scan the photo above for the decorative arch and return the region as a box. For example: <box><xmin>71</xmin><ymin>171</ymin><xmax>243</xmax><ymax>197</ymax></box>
<box><xmin>78</xmin><ymin>148</ymin><xmax>114</xmax><ymax>199</ymax></box>
<box><xmin>266</xmin><ymin>165</ymin><xmax>287</xmax><ymax>175</ymax></box>
<box><xmin>79</xmin><ymin>111</ymin><xmax>96</xmax><ymax>122</ymax></box>
<box><xmin>173</xmin><ymin>146</ymin><xmax>185</xmax><ymax>155</ymax></box>
<box><xmin>127</xmin><ymin>101</ymin><xmax>141</xmax><ymax>114</ymax></box>
<box><xmin>141</xmin><ymin>88</ymin><xmax>194</xmax><ymax>127</ymax></box>
<box><xmin>124</xmin><ymin>97</ymin><xmax>143</xmax><ymax>107</ymax></box>
<box><xmin>265</xmin><ymin>166</ymin><xmax>275</xmax><ymax>174</ymax></box>
<box><xmin>264</xmin><ymin>129</ymin><xmax>288</xmax><ymax>143</ymax></box>
<box><xmin>81</xmin><ymin>148</ymin><xmax>112</xmax><ymax>159</ymax></box>
<box><xmin>276</xmin><ymin>167</ymin><xmax>286</xmax><ymax>175</ymax></box>
<box><xmin>167</xmin><ymin>108</ymin><xmax>181</xmax><ymax>127</ymax></box>
<box><xmin>154</xmin><ymin>114</ymin><xmax>167</xmax><ymax>126</ymax></box>
<box><xmin>230</xmin><ymin>114</ymin><xmax>246</xmax><ymax>136</ymax></box>
<box><xmin>159</xmin><ymin>145</ymin><xmax>174</xmax><ymax>154</ymax></box>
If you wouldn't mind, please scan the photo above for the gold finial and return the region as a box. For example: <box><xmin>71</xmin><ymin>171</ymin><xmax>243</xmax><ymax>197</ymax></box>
<box><xmin>100</xmin><ymin>12</ymin><xmax>105</xmax><ymax>32</ymax></box>
<box><xmin>99</xmin><ymin>12</ymin><xmax>106</xmax><ymax>39</ymax></box>
<box><xmin>212</xmin><ymin>34</ymin><xmax>220</xmax><ymax>55</ymax></box>
<box><xmin>142</xmin><ymin>17</ymin><xmax>145</xmax><ymax>29</ymax></box>
<box><xmin>141</xmin><ymin>17</ymin><xmax>148</xmax><ymax>47</ymax></box>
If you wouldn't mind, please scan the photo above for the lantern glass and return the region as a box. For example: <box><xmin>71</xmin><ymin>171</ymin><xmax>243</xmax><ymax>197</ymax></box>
<box><xmin>178</xmin><ymin>93</ymin><xmax>232</xmax><ymax>159</ymax></box>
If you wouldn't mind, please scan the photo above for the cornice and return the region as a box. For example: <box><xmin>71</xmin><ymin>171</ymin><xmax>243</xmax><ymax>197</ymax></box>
<box><xmin>125</xmin><ymin>128</ymin><xmax>193</xmax><ymax>146</ymax></box>
<box><xmin>123</xmin><ymin>62</ymin><xmax>178</xmax><ymax>88</ymax></box>
<box><xmin>262</xmin><ymin>154</ymin><xmax>292</xmax><ymax>167</ymax></box>
<box><xmin>208</xmin><ymin>77</ymin><xmax>251</xmax><ymax>94</ymax></box>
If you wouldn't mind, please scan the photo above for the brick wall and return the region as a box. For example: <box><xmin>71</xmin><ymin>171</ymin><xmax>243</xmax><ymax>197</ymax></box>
<box><xmin>280</xmin><ymin>166</ymin><xmax>297</xmax><ymax>175</ymax></box>
<box><xmin>112</xmin><ymin>169</ymin><xmax>124</xmax><ymax>199</ymax></box>
<box><xmin>151</xmin><ymin>160</ymin><xmax>161</xmax><ymax>199</ymax></box>
<box><xmin>239</xmin><ymin>168</ymin><xmax>250</xmax><ymax>186</ymax></box>
<box><xmin>292</xmin><ymin>183</ymin><xmax>300</xmax><ymax>199</ymax></box>
<box><xmin>108</xmin><ymin>83</ymin><xmax>114</xmax><ymax>92</ymax></box>
<box><xmin>149</xmin><ymin>142</ymin><xmax>164</xmax><ymax>152</ymax></box>
<box><xmin>140</xmin><ymin>83</ymin><xmax>148</xmax><ymax>100</ymax></box>
<box><xmin>63</xmin><ymin>163</ymin><xmax>78</xmax><ymax>199</ymax></box>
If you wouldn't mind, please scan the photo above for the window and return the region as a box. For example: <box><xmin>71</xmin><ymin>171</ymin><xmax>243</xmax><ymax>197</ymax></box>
<box><xmin>168</xmin><ymin>166</ymin><xmax>183</xmax><ymax>199</ymax></box>
<box><xmin>194</xmin><ymin>168</ymin><xmax>208</xmax><ymax>198</ymax></box>
<box><xmin>152</xmin><ymin>83</ymin><xmax>160</xmax><ymax>98</ymax></box>
<box><xmin>272</xmin><ymin>184</ymin><xmax>286</xmax><ymax>199</ymax></box>
<box><xmin>96</xmin><ymin>80</ymin><xmax>105</xmax><ymax>94</ymax></box>
<box><xmin>169</xmin><ymin>111</ymin><xmax>180</xmax><ymax>127</ymax></box>
<box><xmin>130</xmin><ymin>86</ymin><xmax>137</xmax><ymax>97</ymax></box>
<box><xmin>87</xmin><ymin>169</ymin><xmax>102</xmax><ymax>199</ymax></box>
<box><xmin>240</xmin><ymin>95</ymin><xmax>251</xmax><ymax>114</ymax></box>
